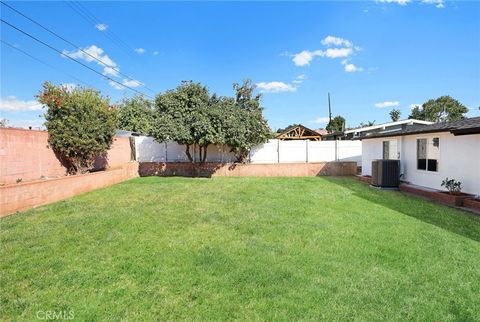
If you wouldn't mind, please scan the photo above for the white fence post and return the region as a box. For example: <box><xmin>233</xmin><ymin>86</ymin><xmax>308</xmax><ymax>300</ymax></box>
<box><xmin>277</xmin><ymin>139</ymin><xmax>280</xmax><ymax>163</ymax></box>
<box><xmin>306</xmin><ymin>140</ymin><xmax>309</xmax><ymax>163</ymax></box>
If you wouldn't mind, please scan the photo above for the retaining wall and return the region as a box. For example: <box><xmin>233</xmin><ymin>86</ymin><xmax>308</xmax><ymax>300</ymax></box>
<box><xmin>0</xmin><ymin>128</ymin><xmax>132</xmax><ymax>184</ymax></box>
<box><xmin>139</xmin><ymin>161</ymin><xmax>357</xmax><ymax>177</ymax></box>
<box><xmin>0</xmin><ymin>162</ymin><xmax>139</xmax><ymax>217</ymax></box>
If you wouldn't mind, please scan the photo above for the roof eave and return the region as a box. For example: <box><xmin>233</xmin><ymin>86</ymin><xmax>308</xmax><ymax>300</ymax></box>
<box><xmin>451</xmin><ymin>127</ymin><xmax>480</xmax><ymax>136</ymax></box>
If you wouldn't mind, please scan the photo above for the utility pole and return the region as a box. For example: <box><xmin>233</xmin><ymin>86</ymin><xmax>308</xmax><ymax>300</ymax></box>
<box><xmin>328</xmin><ymin>93</ymin><xmax>332</xmax><ymax>124</ymax></box>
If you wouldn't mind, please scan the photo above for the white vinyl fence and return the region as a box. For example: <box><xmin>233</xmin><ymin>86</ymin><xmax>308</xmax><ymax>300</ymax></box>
<box><xmin>134</xmin><ymin>136</ymin><xmax>362</xmax><ymax>164</ymax></box>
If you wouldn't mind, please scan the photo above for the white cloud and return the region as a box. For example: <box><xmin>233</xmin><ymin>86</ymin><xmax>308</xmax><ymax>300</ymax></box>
<box><xmin>379</xmin><ymin>0</ymin><xmax>444</xmax><ymax>7</ymax></box>
<box><xmin>0</xmin><ymin>96</ymin><xmax>42</xmax><ymax>111</ymax></box>
<box><xmin>109</xmin><ymin>81</ymin><xmax>125</xmax><ymax>90</ymax></box>
<box><xmin>378</xmin><ymin>0</ymin><xmax>411</xmax><ymax>5</ymax></box>
<box><xmin>309</xmin><ymin>117</ymin><xmax>330</xmax><ymax>124</ymax></box>
<box><xmin>292</xmin><ymin>50</ymin><xmax>323</xmax><ymax>66</ymax></box>
<box><xmin>110</xmin><ymin>79</ymin><xmax>144</xmax><ymax>90</ymax></box>
<box><xmin>153</xmin><ymin>51</ymin><xmax>159</xmax><ymax>56</ymax></box>
<box><xmin>292</xmin><ymin>36</ymin><xmax>359</xmax><ymax>71</ymax></box>
<box><xmin>344</xmin><ymin>63</ymin><xmax>363</xmax><ymax>72</ymax></box>
<box><xmin>256</xmin><ymin>82</ymin><xmax>296</xmax><ymax>93</ymax></box>
<box><xmin>422</xmin><ymin>0</ymin><xmax>444</xmax><ymax>8</ymax></box>
<box><xmin>409</xmin><ymin>103</ymin><xmax>422</xmax><ymax>110</ymax></box>
<box><xmin>296</xmin><ymin>73</ymin><xmax>307</xmax><ymax>80</ymax></box>
<box><xmin>122</xmin><ymin>79</ymin><xmax>143</xmax><ymax>87</ymax></box>
<box><xmin>324</xmin><ymin>47</ymin><xmax>353</xmax><ymax>58</ymax></box>
<box><xmin>95</xmin><ymin>23</ymin><xmax>108</xmax><ymax>31</ymax></box>
<box><xmin>375</xmin><ymin>101</ymin><xmax>400</xmax><ymax>108</ymax></box>
<box><xmin>292</xmin><ymin>74</ymin><xmax>307</xmax><ymax>84</ymax></box>
<box><xmin>134</xmin><ymin>48</ymin><xmax>146</xmax><ymax>54</ymax></box>
<box><xmin>63</xmin><ymin>45</ymin><xmax>119</xmax><ymax>77</ymax></box>
<box><xmin>321</xmin><ymin>36</ymin><xmax>353</xmax><ymax>48</ymax></box>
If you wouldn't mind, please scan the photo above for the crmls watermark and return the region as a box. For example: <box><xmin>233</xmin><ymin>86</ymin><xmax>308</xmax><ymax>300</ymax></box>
<box><xmin>36</xmin><ymin>310</ymin><xmax>75</xmax><ymax>320</ymax></box>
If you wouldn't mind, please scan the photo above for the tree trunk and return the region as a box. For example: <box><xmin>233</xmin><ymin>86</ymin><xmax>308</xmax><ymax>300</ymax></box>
<box><xmin>185</xmin><ymin>144</ymin><xmax>193</xmax><ymax>162</ymax></box>
<box><xmin>201</xmin><ymin>145</ymin><xmax>208</xmax><ymax>163</ymax></box>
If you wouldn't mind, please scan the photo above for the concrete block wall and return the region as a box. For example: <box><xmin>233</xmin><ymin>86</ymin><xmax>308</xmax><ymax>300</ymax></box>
<box><xmin>0</xmin><ymin>128</ymin><xmax>132</xmax><ymax>184</ymax></box>
<box><xmin>139</xmin><ymin>161</ymin><xmax>357</xmax><ymax>178</ymax></box>
<box><xmin>0</xmin><ymin>162</ymin><xmax>139</xmax><ymax>217</ymax></box>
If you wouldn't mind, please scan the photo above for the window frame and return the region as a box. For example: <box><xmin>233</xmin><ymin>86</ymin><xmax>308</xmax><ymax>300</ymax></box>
<box><xmin>416</xmin><ymin>137</ymin><xmax>440</xmax><ymax>173</ymax></box>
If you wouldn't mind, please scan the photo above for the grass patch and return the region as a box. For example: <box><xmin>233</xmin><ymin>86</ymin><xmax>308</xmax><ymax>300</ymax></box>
<box><xmin>1</xmin><ymin>177</ymin><xmax>479</xmax><ymax>321</ymax></box>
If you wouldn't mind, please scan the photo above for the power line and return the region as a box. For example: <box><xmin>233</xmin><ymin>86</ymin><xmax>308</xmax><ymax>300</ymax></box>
<box><xmin>65</xmin><ymin>0</ymin><xmax>131</xmax><ymax>55</ymax></box>
<box><xmin>63</xmin><ymin>1</ymin><xmax>153</xmax><ymax>85</ymax></box>
<box><xmin>0</xmin><ymin>18</ymin><xmax>154</xmax><ymax>99</ymax></box>
<box><xmin>1</xmin><ymin>39</ymin><xmax>97</xmax><ymax>89</ymax></box>
<box><xmin>72</xmin><ymin>0</ymin><xmax>135</xmax><ymax>56</ymax></box>
<box><xmin>64</xmin><ymin>0</ymin><xmax>139</xmax><ymax>64</ymax></box>
<box><xmin>1</xmin><ymin>1</ymin><xmax>157</xmax><ymax>95</ymax></box>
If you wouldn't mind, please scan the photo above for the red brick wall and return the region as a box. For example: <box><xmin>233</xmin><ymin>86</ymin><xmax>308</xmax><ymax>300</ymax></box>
<box><xmin>0</xmin><ymin>162</ymin><xmax>138</xmax><ymax>217</ymax></box>
<box><xmin>139</xmin><ymin>161</ymin><xmax>357</xmax><ymax>177</ymax></box>
<box><xmin>0</xmin><ymin>128</ymin><xmax>132</xmax><ymax>184</ymax></box>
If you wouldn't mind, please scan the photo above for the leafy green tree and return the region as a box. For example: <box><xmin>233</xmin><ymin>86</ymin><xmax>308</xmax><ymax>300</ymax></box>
<box><xmin>409</xmin><ymin>96</ymin><xmax>468</xmax><ymax>122</ymax></box>
<box><xmin>153</xmin><ymin>80</ymin><xmax>270</xmax><ymax>163</ymax></box>
<box><xmin>37</xmin><ymin>82</ymin><xmax>117</xmax><ymax>174</ymax></box>
<box><xmin>389</xmin><ymin>109</ymin><xmax>401</xmax><ymax>122</ymax></box>
<box><xmin>326</xmin><ymin>115</ymin><xmax>346</xmax><ymax>133</ymax></box>
<box><xmin>408</xmin><ymin>105</ymin><xmax>425</xmax><ymax>120</ymax></box>
<box><xmin>0</xmin><ymin>118</ymin><xmax>9</xmax><ymax>127</ymax></box>
<box><xmin>154</xmin><ymin>81</ymin><xmax>224</xmax><ymax>162</ymax></box>
<box><xmin>224</xmin><ymin>80</ymin><xmax>271</xmax><ymax>162</ymax></box>
<box><xmin>117</xmin><ymin>95</ymin><xmax>155</xmax><ymax>135</ymax></box>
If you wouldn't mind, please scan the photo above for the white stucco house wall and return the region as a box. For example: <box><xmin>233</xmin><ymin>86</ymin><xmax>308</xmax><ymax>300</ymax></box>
<box><xmin>361</xmin><ymin>117</ymin><xmax>480</xmax><ymax>196</ymax></box>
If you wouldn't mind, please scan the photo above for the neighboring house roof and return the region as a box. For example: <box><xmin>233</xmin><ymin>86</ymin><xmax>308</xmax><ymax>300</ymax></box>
<box><xmin>360</xmin><ymin>117</ymin><xmax>480</xmax><ymax>140</ymax></box>
<box><xmin>344</xmin><ymin>119</ymin><xmax>432</xmax><ymax>135</ymax></box>
<box><xmin>276</xmin><ymin>124</ymin><xmax>322</xmax><ymax>141</ymax></box>
<box><xmin>315</xmin><ymin>129</ymin><xmax>329</xmax><ymax>136</ymax></box>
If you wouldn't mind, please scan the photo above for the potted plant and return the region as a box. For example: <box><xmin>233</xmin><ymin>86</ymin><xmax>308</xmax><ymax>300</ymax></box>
<box><xmin>441</xmin><ymin>178</ymin><xmax>463</xmax><ymax>195</ymax></box>
<box><xmin>438</xmin><ymin>178</ymin><xmax>472</xmax><ymax>206</ymax></box>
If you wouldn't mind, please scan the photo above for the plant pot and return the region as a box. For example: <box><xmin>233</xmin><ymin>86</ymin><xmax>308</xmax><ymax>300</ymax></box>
<box><xmin>464</xmin><ymin>198</ymin><xmax>480</xmax><ymax>210</ymax></box>
<box><xmin>399</xmin><ymin>184</ymin><xmax>473</xmax><ymax>206</ymax></box>
<box><xmin>437</xmin><ymin>192</ymin><xmax>473</xmax><ymax>206</ymax></box>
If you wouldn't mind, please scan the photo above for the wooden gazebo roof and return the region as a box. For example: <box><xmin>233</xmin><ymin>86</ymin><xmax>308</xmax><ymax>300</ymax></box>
<box><xmin>276</xmin><ymin>124</ymin><xmax>322</xmax><ymax>141</ymax></box>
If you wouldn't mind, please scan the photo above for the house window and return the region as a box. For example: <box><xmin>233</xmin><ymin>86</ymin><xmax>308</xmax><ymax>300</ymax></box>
<box><xmin>417</xmin><ymin>138</ymin><xmax>439</xmax><ymax>172</ymax></box>
<box><xmin>382</xmin><ymin>140</ymin><xmax>398</xmax><ymax>160</ymax></box>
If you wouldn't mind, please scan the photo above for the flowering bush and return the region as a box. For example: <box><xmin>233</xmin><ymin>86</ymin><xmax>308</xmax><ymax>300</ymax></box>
<box><xmin>37</xmin><ymin>82</ymin><xmax>117</xmax><ymax>174</ymax></box>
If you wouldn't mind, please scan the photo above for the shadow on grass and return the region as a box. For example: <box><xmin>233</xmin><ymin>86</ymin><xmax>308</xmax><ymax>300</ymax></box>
<box><xmin>139</xmin><ymin>162</ymin><xmax>224</xmax><ymax>178</ymax></box>
<box><xmin>323</xmin><ymin>177</ymin><xmax>480</xmax><ymax>243</ymax></box>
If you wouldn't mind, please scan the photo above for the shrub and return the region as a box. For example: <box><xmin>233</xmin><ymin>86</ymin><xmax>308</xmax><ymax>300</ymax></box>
<box><xmin>37</xmin><ymin>82</ymin><xmax>117</xmax><ymax>174</ymax></box>
<box><xmin>118</xmin><ymin>95</ymin><xmax>155</xmax><ymax>136</ymax></box>
<box><xmin>441</xmin><ymin>177</ymin><xmax>462</xmax><ymax>195</ymax></box>
<box><xmin>225</xmin><ymin>80</ymin><xmax>271</xmax><ymax>162</ymax></box>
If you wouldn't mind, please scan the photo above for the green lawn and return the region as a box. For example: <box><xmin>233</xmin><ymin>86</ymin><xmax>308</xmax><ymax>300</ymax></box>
<box><xmin>1</xmin><ymin>177</ymin><xmax>479</xmax><ymax>321</ymax></box>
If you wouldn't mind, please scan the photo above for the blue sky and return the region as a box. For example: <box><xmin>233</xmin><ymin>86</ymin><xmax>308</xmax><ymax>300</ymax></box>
<box><xmin>1</xmin><ymin>0</ymin><xmax>479</xmax><ymax>130</ymax></box>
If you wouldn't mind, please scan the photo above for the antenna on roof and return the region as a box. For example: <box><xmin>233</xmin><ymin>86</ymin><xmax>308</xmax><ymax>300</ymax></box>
<box><xmin>328</xmin><ymin>93</ymin><xmax>332</xmax><ymax>124</ymax></box>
